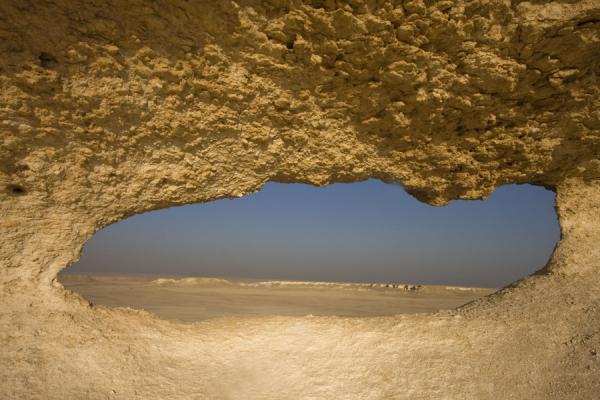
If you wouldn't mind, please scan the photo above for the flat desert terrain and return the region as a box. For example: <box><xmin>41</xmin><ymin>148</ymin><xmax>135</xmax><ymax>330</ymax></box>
<box><xmin>59</xmin><ymin>273</ymin><xmax>496</xmax><ymax>322</ymax></box>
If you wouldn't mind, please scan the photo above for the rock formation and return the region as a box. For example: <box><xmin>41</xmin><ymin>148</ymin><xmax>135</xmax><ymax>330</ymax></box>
<box><xmin>0</xmin><ymin>1</ymin><xmax>598</xmax><ymax>399</ymax></box>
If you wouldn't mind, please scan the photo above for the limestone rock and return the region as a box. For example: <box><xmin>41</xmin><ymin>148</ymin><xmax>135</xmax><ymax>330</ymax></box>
<box><xmin>0</xmin><ymin>1</ymin><xmax>599</xmax><ymax>399</ymax></box>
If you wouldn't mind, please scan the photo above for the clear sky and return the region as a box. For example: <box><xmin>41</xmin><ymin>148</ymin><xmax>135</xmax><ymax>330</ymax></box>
<box><xmin>67</xmin><ymin>180</ymin><xmax>560</xmax><ymax>288</ymax></box>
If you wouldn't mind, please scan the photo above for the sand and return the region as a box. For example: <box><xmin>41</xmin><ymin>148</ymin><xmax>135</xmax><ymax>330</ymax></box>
<box><xmin>59</xmin><ymin>273</ymin><xmax>496</xmax><ymax>322</ymax></box>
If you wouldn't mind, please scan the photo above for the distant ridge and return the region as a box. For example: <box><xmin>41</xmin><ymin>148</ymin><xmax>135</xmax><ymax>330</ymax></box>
<box><xmin>151</xmin><ymin>276</ymin><xmax>422</xmax><ymax>291</ymax></box>
<box><xmin>60</xmin><ymin>274</ymin><xmax>494</xmax><ymax>293</ymax></box>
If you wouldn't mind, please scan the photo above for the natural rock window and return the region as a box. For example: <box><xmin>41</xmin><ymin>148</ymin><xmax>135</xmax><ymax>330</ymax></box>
<box><xmin>3</xmin><ymin>1</ymin><xmax>599</xmax><ymax>397</ymax></box>
<box><xmin>60</xmin><ymin>181</ymin><xmax>559</xmax><ymax>322</ymax></box>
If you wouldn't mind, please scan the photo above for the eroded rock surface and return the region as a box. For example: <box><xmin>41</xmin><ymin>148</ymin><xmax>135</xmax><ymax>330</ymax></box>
<box><xmin>0</xmin><ymin>1</ymin><xmax>599</xmax><ymax>399</ymax></box>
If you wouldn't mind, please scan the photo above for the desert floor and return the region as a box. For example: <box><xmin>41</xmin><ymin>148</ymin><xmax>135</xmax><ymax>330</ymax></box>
<box><xmin>59</xmin><ymin>273</ymin><xmax>496</xmax><ymax>322</ymax></box>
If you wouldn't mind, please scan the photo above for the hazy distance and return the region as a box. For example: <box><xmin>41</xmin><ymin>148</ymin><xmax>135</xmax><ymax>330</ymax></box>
<box><xmin>66</xmin><ymin>180</ymin><xmax>559</xmax><ymax>288</ymax></box>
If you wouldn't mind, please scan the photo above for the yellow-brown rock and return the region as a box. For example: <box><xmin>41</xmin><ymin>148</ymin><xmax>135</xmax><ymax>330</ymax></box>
<box><xmin>0</xmin><ymin>1</ymin><xmax>599</xmax><ymax>399</ymax></box>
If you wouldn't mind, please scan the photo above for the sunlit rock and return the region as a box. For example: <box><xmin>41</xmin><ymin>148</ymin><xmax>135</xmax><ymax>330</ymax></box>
<box><xmin>0</xmin><ymin>1</ymin><xmax>599</xmax><ymax>399</ymax></box>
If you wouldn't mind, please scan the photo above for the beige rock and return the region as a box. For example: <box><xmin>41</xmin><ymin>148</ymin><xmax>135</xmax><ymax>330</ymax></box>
<box><xmin>0</xmin><ymin>0</ymin><xmax>599</xmax><ymax>399</ymax></box>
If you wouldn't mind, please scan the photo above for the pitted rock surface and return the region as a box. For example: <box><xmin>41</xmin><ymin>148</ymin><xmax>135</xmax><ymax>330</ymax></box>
<box><xmin>0</xmin><ymin>1</ymin><xmax>599</xmax><ymax>399</ymax></box>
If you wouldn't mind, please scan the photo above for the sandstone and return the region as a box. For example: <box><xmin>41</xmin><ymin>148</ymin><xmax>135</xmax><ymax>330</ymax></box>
<box><xmin>0</xmin><ymin>1</ymin><xmax>599</xmax><ymax>399</ymax></box>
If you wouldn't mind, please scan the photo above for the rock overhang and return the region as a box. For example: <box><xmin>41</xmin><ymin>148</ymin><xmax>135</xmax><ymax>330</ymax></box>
<box><xmin>0</xmin><ymin>1</ymin><xmax>599</xmax><ymax>399</ymax></box>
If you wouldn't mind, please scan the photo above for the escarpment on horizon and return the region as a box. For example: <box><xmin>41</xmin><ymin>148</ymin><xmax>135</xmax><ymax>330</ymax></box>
<box><xmin>0</xmin><ymin>1</ymin><xmax>599</xmax><ymax>399</ymax></box>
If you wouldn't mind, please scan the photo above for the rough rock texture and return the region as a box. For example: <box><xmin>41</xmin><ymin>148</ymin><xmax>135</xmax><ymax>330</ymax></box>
<box><xmin>0</xmin><ymin>0</ymin><xmax>599</xmax><ymax>399</ymax></box>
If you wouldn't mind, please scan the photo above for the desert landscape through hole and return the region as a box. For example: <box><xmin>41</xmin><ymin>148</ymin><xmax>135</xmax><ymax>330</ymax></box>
<box><xmin>3</xmin><ymin>2</ymin><xmax>599</xmax><ymax>397</ymax></box>
<box><xmin>59</xmin><ymin>274</ymin><xmax>498</xmax><ymax>321</ymax></box>
<box><xmin>60</xmin><ymin>181</ymin><xmax>558</xmax><ymax>322</ymax></box>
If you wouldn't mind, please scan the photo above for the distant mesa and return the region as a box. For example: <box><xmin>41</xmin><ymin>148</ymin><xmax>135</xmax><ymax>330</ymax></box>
<box><xmin>151</xmin><ymin>277</ymin><xmax>232</xmax><ymax>286</ymax></box>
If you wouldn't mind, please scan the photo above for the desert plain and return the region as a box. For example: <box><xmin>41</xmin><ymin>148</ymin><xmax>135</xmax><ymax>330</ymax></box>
<box><xmin>59</xmin><ymin>273</ymin><xmax>495</xmax><ymax>322</ymax></box>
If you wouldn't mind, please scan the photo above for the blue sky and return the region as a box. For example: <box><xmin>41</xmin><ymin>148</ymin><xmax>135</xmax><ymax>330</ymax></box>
<box><xmin>68</xmin><ymin>180</ymin><xmax>559</xmax><ymax>287</ymax></box>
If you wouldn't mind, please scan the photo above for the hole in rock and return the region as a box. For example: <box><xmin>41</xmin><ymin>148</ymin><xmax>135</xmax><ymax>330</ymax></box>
<box><xmin>7</xmin><ymin>184</ymin><xmax>25</xmax><ymax>195</ymax></box>
<box><xmin>60</xmin><ymin>180</ymin><xmax>559</xmax><ymax>322</ymax></box>
<box><xmin>38</xmin><ymin>52</ymin><xmax>57</xmax><ymax>69</ymax></box>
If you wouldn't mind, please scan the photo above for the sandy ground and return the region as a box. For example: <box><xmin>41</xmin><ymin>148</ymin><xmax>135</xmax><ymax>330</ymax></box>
<box><xmin>59</xmin><ymin>273</ymin><xmax>496</xmax><ymax>322</ymax></box>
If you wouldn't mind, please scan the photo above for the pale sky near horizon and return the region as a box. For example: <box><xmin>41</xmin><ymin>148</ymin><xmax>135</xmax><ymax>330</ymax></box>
<box><xmin>66</xmin><ymin>180</ymin><xmax>560</xmax><ymax>288</ymax></box>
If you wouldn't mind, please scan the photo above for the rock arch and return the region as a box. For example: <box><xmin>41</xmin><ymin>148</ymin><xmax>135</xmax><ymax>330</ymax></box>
<box><xmin>0</xmin><ymin>1</ymin><xmax>599</xmax><ymax>398</ymax></box>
